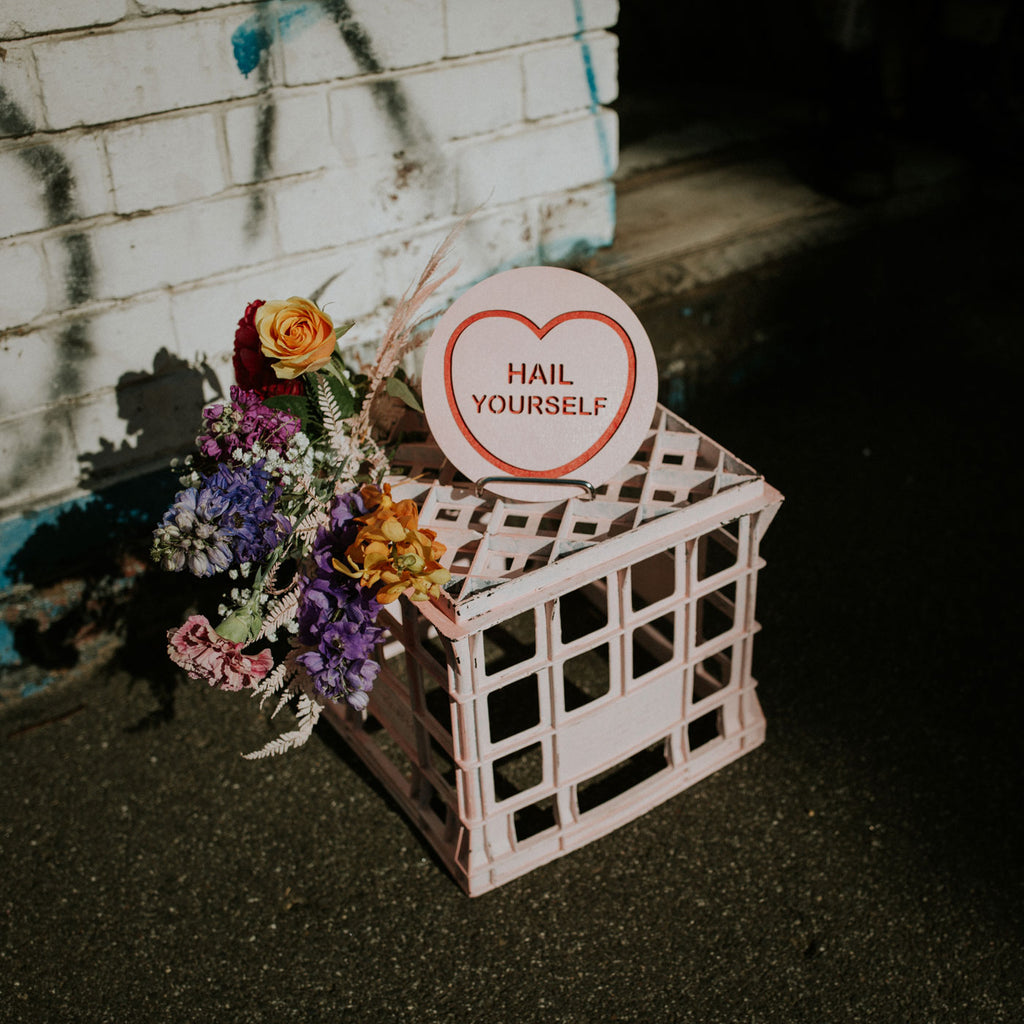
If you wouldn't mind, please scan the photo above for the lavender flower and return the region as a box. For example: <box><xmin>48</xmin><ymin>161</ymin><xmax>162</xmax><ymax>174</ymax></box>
<box><xmin>152</xmin><ymin>460</ymin><xmax>291</xmax><ymax>577</ymax></box>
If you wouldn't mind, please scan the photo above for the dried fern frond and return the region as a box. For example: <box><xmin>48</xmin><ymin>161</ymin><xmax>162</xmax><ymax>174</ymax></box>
<box><xmin>243</xmin><ymin>693</ymin><xmax>323</xmax><ymax>759</ymax></box>
<box><xmin>350</xmin><ymin>217</ymin><xmax>465</xmax><ymax>444</ymax></box>
<box><xmin>271</xmin><ymin>673</ymin><xmax>304</xmax><ymax>719</ymax></box>
<box><xmin>251</xmin><ymin>661</ymin><xmax>289</xmax><ymax>704</ymax></box>
<box><xmin>294</xmin><ymin>502</ymin><xmax>331</xmax><ymax>548</ymax></box>
<box><xmin>313</xmin><ymin>374</ymin><xmax>348</xmax><ymax>452</ymax></box>
<box><xmin>258</xmin><ymin>588</ymin><xmax>301</xmax><ymax>641</ymax></box>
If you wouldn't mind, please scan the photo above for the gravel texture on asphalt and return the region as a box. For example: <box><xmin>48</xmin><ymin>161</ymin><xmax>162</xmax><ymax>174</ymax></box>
<box><xmin>2</xmin><ymin>183</ymin><xmax>1022</xmax><ymax>1024</ymax></box>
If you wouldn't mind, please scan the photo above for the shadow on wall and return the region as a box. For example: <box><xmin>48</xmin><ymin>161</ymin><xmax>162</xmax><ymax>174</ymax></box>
<box><xmin>2</xmin><ymin>350</ymin><xmax>220</xmax><ymax>717</ymax></box>
<box><xmin>78</xmin><ymin>350</ymin><xmax>219</xmax><ymax>485</ymax></box>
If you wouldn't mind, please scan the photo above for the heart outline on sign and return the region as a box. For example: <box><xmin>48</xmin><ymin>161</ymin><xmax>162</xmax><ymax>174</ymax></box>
<box><xmin>443</xmin><ymin>309</ymin><xmax>637</xmax><ymax>478</ymax></box>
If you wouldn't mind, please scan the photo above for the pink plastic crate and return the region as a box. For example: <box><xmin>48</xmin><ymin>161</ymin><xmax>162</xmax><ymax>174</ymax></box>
<box><xmin>321</xmin><ymin>404</ymin><xmax>782</xmax><ymax>895</ymax></box>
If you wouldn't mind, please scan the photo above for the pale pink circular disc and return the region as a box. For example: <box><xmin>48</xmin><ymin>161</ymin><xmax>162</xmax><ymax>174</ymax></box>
<box><xmin>422</xmin><ymin>267</ymin><xmax>657</xmax><ymax>502</ymax></box>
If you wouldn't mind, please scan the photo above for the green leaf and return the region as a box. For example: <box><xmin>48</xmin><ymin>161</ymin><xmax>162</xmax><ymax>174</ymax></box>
<box><xmin>264</xmin><ymin>394</ymin><xmax>310</xmax><ymax>427</ymax></box>
<box><xmin>325</xmin><ymin>373</ymin><xmax>357</xmax><ymax>418</ymax></box>
<box><xmin>386</xmin><ymin>375</ymin><xmax>424</xmax><ymax>412</ymax></box>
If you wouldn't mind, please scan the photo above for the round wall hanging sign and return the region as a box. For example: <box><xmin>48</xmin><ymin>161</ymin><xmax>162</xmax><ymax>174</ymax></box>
<box><xmin>421</xmin><ymin>266</ymin><xmax>658</xmax><ymax>501</ymax></box>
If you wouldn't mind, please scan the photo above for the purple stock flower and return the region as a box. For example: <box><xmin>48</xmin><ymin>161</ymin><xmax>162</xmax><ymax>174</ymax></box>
<box><xmin>294</xmin><ymin>491</ymin><xmax>385</xmax><ymax>707</ymax></box>
<box><xmin>208</xmin><ymin>461</ymin><xmax>291</xmax><ymax>565</ymax></box>
<box><xmin>152</xmin><ymin>460</ymin><xmax>291</xmax><ymax>577</ymax></box>
<box><xmin>196</xmin><ymin>386</ymin><xmax>300</xmax><ymax>464</ymax></box>
<box><xmin>152</xmin><ymin>487</ymin><xmax>234</xmax><ymax>577</ymax></box>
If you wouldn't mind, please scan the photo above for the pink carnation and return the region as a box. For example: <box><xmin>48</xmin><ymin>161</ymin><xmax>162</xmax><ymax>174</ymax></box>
<box><xmin>167</xmin><ymin>614</ymin><xmax>273</xmax><ymax>692</ymax></box>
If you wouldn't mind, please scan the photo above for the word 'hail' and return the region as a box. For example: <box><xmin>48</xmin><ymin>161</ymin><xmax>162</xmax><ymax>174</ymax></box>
<box><xmin>508</xmin><ymin>363</ymin><xmax>574</xmax><ymax>385</ymax></box>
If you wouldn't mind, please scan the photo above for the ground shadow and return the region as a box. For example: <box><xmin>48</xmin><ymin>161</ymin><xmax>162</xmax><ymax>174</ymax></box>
<box><xmin>5</xmin><ymin>350</ymin><xmax>221</xmax><ymax>726</ymax></box>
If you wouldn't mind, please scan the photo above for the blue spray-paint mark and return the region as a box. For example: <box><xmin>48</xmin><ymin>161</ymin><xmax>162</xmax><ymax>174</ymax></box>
<box><xmin>231</xmin><ymin>2</ymin><xmax>321</xmax><ymax>76</ymax></box>
<box><xmin>232</xmin><ymin>22</ymin><xmax>272</xmax><ymax>76</ymax></box>
<box><xmin>572</xmin><ymin>0</ymin><xmax>616</xmax><ymax>228</ymax></box>
<box><xmin>20</xmin><ymin>678</ymin><xmax>55</xmax><ymax>699</ymax></box>
<box><xmin>0</xmin><ymin>498</ymin><xmax>92</xmax><ymax>590</ymax></box>
<box><xmin>0</xmin><ymin>623</ymin><xmax>19</xmax><ymax>669</ymax></box>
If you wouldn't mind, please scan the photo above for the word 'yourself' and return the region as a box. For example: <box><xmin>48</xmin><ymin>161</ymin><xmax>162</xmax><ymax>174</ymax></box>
<box><xmin>470</xmin><ymin>363</ymin><xmax>609</xmax><ymax>416</ymax></box>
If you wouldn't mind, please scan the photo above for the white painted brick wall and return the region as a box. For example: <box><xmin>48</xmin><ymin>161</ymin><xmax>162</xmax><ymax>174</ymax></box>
<box><xmin>444</xmin><ymin>0</ymin><xmax>619</xmax><ymax>56</ymax></box>
<box><xmin>0</xmin><ymin>151</ymin><xmax>50</xmax><ymax>238</ymax></box>
<box><xmin>0</xmin><ymin>42</ymin><xmax>45</xmax><ymax>135</ymax></box>
<box><xmin>0</xmin><ymin>0</ymin><xmax>620</xmax><ymax>526</ymax></box>
<box><xmin>523</xmin><ymin>32</ymin><xmax>618</xmax><ymax>120</ymax></box>
<box><xmin>539</xmin><ymin>181</ymin><xmax>617</xmax><ymax>263</ymax></box>
<box><xmin>225</xmin><ymin>91</ymin><xmax>335</xmax><ymax>183</ymax></box>
<box><xmin>279</xmin><ymin>0</ymin><xmax>446</xmax><ymax>85</ymax></box>
<box><xmin>0</xmin><ymin>0</ymin><xmax>127</xmax><ymax>40</ymax></box>
<box><xmin>0</xmin><ymin>409</ymin><xmax>79</xmax><ymax>513</ymax></box>
<box><xmin>43</xmin><ymin>195</ymin><xmax>278</xmax><ymax>302</ymax></box>
<box><xmin>0</xmin><ymin>135</ymin><xmax>113</xmax><ymax>235</ymax></box>
<box><xmin>33</xmin><ymin>17</ymin><xmax>253</xmax><ymax>130</ymax></box>
<box><xmin>0</xmin><ymin>241</ymin><xmax>50</xmax><ymax>327</ymax></box>
<box><xmin>454</xmin><ymin>110</ymin><xmax>618</xmax><ymax>211</ymax></box>
<box><xmin>106</xmin><ymin>112</ymin><xmax>226</xmax><ymax>214</ymax></box>
<box><xmin>328</xmin><ymin>55</ymin><xmax>523</xmax><ymax>161</ymax></box>
<box><xmin>0</xmin><ymin>329</ymin><xmax>60</xmax><ymax>419</ymax></box>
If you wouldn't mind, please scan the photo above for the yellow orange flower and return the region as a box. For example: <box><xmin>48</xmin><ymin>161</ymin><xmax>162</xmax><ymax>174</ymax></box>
<box><xmin>254</xmin><ymin>297</ymin><xmax>336</xmax><ymax>379</ymax></box>
<box><xmin>334</xmin><ymin>484</ymin><xmax>451</xmax><ymax>603</ymax></box>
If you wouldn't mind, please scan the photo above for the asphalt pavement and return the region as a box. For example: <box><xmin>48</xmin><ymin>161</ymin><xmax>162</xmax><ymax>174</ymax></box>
<box><xmin>2</xmin><ymin>175</ymin><xmax>1022</xmax><ymax>1023</ymax></box>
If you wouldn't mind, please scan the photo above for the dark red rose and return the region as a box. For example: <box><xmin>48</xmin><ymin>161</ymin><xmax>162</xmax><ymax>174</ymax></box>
<box><xmin>232</xmin><ymin>299</ymin><xmax>305</xmax><ymax>397</ymax></box>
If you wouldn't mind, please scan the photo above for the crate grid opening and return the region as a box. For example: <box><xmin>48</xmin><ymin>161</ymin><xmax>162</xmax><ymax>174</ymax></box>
<box><xmin>321</xmin><ymin>405</ymin><xmax>781</xmax><ymax>895</ymax></box>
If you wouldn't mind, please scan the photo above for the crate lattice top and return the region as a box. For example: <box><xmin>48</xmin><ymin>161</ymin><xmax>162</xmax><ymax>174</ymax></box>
<box><xmin>384</xmin><ymin>405</ymin><xmax>766</xmax><ymax>625</ymax></box>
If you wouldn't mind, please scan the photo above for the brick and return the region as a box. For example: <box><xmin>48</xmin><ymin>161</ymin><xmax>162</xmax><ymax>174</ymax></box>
<box><xmin>387</xmin><ymin>56</ymin><xmax>522</xmax><ymax>145</ymax></box>
<box><xmin>0</xmin><ymin>0</ymin><xmax>127</xmax><ymax>39</ymax></box>
<box><xmin>70</xmin><ymin>295</ymin><xmax>181</xmax><ymax>400</ymax></box>
<box><xmin>338</xmin><ymin>306</ymin><xmax>393</xmax><ymax>362</ymax></box>
<box><xmin>378</xmin><ymin>205</ymin><xmax>538</xmax><ymax>304</ymax></box>
<box><xmin>47</xmin><ymin>195</ymin><xmax>277</xmax><ymax>301</ymax></box>
<box><xmin>136</xmin><ymin>0</ymin><xmax>229</xmax><ymax>12</ymax></box>
<box><xmin>413</xmin><ymin>56</ymin><xmax>523</xmax><ymax>141</ymax></box>
<box><xmin>279</xmin><ymin>0</ymin><xmax>445</xmax><ymax>86</ymax></box>
<box><xmin>307</xmin><ymin>243</ymin><xmax>389</xmax><ymax>327</ymax></box>
<box><xmin>523</xmin><ymin>32</ymin><xmax>618</xmax><ymax>121</ymax></box>
<box><xmin>444</xmin><ymin>0</ymin><xmax>618</xmax><ymax>56</ymax></box>
<box><xmin>0</xmin><ymin>408</ymin><xmax>79</xmax><ymax>515</ymax></box>
<box><xmin>34</xmin><ymin>17</ymin><xmax>256</xmax><ymax>130</ymax></box>
<box><xmin>0</xmin><ymin>150</ymin><xmax>49</xmax><ymax>239</ymax></box>
<box><xmin>58</xmin><ymin>135</ymin><xmax>113</xmax><ymax>220</ymax></box>
<box><xmin>0</xmin><ymin>297</ymin><xmax>177</xmax><ymax>422</ymax></box>
<box><xmin>106</xmin><ymin>112</ymin><xmax>225</xmax><ymax>214</ymax></box>
<box><xmin>225</xmin><ymin>91</ymin><xmax>334</xmax><ymax>184</ymax></box>
<box><xmin>454</xmin><ymin>109</ymin><xmax>618</xmax><ymax>212</ymax></box>
<box><xmin>327</xmin><ymin>83</ymin><xmax>401</xmax><ymax>161</ymax></box>
<box><xmin>0</xmin><ymin>134</ymin><xmax>111</xmax><ymax>239</ymax></box>
<box><xmin>169</xmin><ymin>243</ymin><xmax>386</xmax><ymax>370</ymax></box>
<box><xmin>0</xmin><ymin>43</ymin><xmax>45</xmax><ymax>139</ymax></box>
<box><xmin>0</xmin><ymin>241</ymin><xmax>50</xmax><ymax>329</ymax></box>
<box><xmin>273</xmin><ymin>154</ymin><xmax>456</xmax><ymax>253</ymax></box>
<box><xmin>328</xmin><ymin>58</ymin><xmax>522</xmax><ymax>162</ymax></box>
<box><xmin>0</xmin><ymin>328</ymin><xmax>59</xmax><ymax>419</ymax></box>
<box><xmin>538</xmin><ymin>180</ymin><xmax>617</xmax><ymax>263</ymax></box>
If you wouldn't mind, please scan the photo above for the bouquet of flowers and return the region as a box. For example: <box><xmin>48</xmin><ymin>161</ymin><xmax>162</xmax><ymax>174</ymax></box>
<box><xmin>152</xmin><ymin>238</ymin><xmax>457</xmax><ymax>757</ymax></box>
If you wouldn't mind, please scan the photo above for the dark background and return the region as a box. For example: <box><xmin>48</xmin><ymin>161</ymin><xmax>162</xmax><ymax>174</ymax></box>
<box><xmin>2</xmin><ymin>3</ymin><xmax>1023</xmax><ymax>1020</ymax></box>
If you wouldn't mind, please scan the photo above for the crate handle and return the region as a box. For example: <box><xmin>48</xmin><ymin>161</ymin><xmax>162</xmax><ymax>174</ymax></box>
<box><xmin>474</xmin><ymin>476</ymin><xmax>597</xmax><ymax>501</ymax></box>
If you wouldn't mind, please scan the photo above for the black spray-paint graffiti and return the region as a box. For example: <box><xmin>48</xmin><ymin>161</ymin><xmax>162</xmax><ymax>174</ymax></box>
<box><xmin>1</xmin><ymin>0</ymin><xmax>463</xmax><ymax>499</ymax></box>
<box><xmin>0</xmin><ymin>84</ymin><xmax>96</xmax><ymax>494</ymax></box>
<box><xmin>235</xmin><ymin>0</ymin><xmax>444</xmax><ymax>240</ymax></box>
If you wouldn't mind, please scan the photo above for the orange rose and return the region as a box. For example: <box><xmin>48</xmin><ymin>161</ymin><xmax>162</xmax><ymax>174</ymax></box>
<box><xmin>254</xmin><ymin>297</ymin><xmax>336</xmax><ymax>379</ymax></box>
